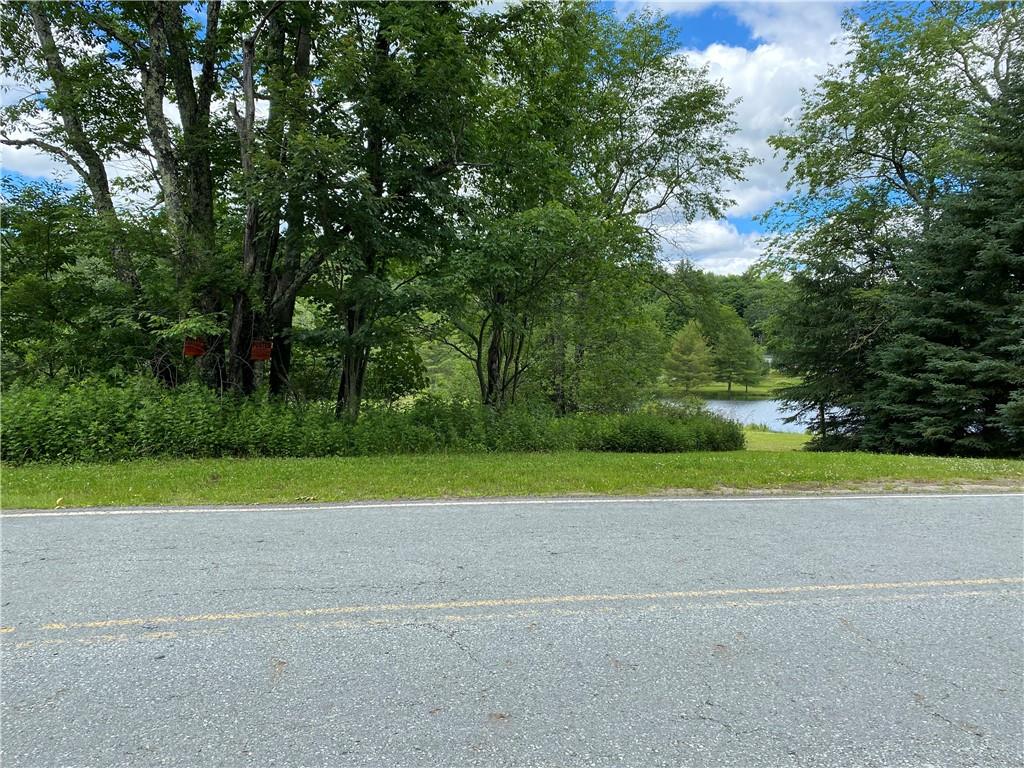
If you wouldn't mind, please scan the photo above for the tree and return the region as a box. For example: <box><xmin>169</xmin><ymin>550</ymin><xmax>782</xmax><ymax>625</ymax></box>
<box><xmin>858</xmin><ymin>73</ymin><xmax>1024</xmax><ymax>456</ymax></box>
<box><xmin>0</xmin><ymin>2</ymin><xmax>146</xmax><ymax>290</ymax></box>
<box><xmin>532</xmin><ymin>259</ymin><xmax>668</xmax><ymax>413</ymax></box>
<box><xmin>0</xmin><ymin>1</ymin><xmax>313</xmax><ymax>391</ymax></box>
<box><xmin>437</xmin><ymin>2</ymin><xmax>748</xmax><ymax>409</ymax></box>
<box><xmin>0</xmin><ymin>1</ymin><xmax>751</xmax><ymax>425</ymax></box>
<box><xmin>0</xmin><ymin>180</ymin><xmax>173</xmax><ymax>384</ymax></box>
<box><xmin>708</xmin><ymin>308</ymin><xmax>762</xmax><ymax>395</ymax></box>
<box><xmin>765</xmin><ymin>197</ymin><xmax>897</xmax><ymax>443</ymax></box>
<box><xmin>704</xmin><ymin>269</ymin><xmax>794</xmax><ymax>351</ymax></box>
<box><xmin>761</xmin><ymin>1</ymin><xmax>1018</xmax><ymax>445</ymax></box>
<box><xmin>311</xmin><ymin>1</ymin><xmax>481</xmax><ymax>419</ymax></box>
<box><xmin>663</xmin><ymin>320</ymin><xmax>714</xmax><ymax>394</ymax></box>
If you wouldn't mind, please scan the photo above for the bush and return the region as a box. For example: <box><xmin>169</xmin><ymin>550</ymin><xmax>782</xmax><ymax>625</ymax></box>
<box><xmin>0</xmin><ymin>380</ymin><xmax>743</xmax><ymax>464</ymax></box>
<box><xmin>574</xmin><ymin>412</ymin><xmax>744</xmax><ymax>453</ymax></box>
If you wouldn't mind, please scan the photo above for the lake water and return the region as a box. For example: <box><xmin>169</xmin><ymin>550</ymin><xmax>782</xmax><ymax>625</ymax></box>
<box><xmin>705</xmin><ymin>398</ymin><xmax>808</xmax><ymax>433</ymax></box>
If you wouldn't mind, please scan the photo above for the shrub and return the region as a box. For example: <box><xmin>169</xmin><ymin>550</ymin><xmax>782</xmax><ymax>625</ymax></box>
<box><xmin>576</xmin><ymin>412</ymin><xmax>743</xmax><ymax>453</ymax></box>
<box><xmin>0</xmin><ymin>379</ymin><xmax>743</xmax><ymax>463</ymax></box>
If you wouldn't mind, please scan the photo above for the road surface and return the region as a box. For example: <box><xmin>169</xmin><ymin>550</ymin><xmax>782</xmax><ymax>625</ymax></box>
<box><xmin>2</xmin><ymin>493</ymin><xmax>1022</xmax><ymax>767</ymax></box>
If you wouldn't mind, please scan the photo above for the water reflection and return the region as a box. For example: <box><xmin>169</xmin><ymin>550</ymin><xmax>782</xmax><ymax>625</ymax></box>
<box><xmin>705</xmin><ymin>399</ymin><xmax>808</xmax><ymax>433</ymax></box>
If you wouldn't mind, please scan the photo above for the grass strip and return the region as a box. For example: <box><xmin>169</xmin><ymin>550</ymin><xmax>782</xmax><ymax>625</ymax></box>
<box><xmin>2</xmin><ymin>450</ymin><xmax>1020</xmax><ymax>509</ymax></box>
<box><xmin>743</xmin><ymin>430</ymin><xmax>810</xmax><ymax>451</ymax></box>
<box><xmin>693</xmin><ymin>373</ymin><xmax>803</xmax><ymax>400</ymax></box>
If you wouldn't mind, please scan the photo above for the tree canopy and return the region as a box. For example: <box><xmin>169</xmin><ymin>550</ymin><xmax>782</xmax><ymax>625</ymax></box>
<box><xmin>3</xmin><ymin>0</ymin><xmax>1020</xmax><ymax>458</ymax></box>
<box><xmin>1</xmin><ymin>0</ymin><xmax>750</xmax><ymax>419</ymax></box>
<box><xmin>762</xmin><ymin>0</ymin><xmax>1023</xmax><ymax>455</ymax></box>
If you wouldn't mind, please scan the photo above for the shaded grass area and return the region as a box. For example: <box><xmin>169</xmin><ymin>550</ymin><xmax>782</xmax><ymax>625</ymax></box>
<box><xmin>3</xmin><ymin>450</ymin><xmax>1020</xmax><ymax>509</ymax></box>
<box><xmin>694</xmin><ymin>373</ymin><xmax>802</xmax><ymax>400</ymax></box>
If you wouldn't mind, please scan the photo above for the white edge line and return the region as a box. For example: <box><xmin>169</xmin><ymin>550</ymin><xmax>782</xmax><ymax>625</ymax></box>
<box><xmin>2</xmin><ymin>492</ymin><xmax>1022</xmax><ymax>519</ymax></box>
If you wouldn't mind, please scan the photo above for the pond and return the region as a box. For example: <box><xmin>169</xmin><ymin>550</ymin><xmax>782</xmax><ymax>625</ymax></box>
<box><xmin>705</xmin><ymin>398</ymin><xmax>808</xmax><ymax>433</ymax></box>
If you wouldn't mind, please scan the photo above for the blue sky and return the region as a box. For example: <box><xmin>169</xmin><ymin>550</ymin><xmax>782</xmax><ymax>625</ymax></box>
<box><xmin>607</xmin><ymin>1</ymin><xmax>855</xmax><ymax>273</ymax></box>
<box><xmin>1</xmin><ymin>1</ymin><xmax>855</xmax><ymax>274</ymax></box>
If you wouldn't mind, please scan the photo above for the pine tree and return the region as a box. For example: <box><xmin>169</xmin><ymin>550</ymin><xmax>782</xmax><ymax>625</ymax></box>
<box><xmin>663</xmin><ymin>320</ymin><xmax>714</xmax><ymax>393</ymax></box>
<box><xmin>738</xmin><ymin>342</ymin><xmax>767</xmax><ymax>393</ymax></box>
<box><xmin>861</xmin><ymin>76</ymin><xmax>1024</xmax><ymax>456</ymax></box>
<box><xmin>770</xmin><ymin>247</ymin><xmax>890</xmax><ymax>445</ymax></box>
<box><xmin>710</xmin><ymin>309</ymin><xmax>762</xmax><ymax>395</ymax></box>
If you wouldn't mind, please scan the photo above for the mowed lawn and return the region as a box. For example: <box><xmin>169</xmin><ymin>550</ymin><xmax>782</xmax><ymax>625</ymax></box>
<box><xmin>693</xmin><ymin>372</ymin><xmax>802</xmax><ymax>400</ymax></box>
<box><xmin>2</xmin><ymin>431</ymin><xmax>1021</xmax><ymax>509</ymax></box>
<box><xmin>741</xmin><ymin>429</ymin><xmax>810</xmax><ymax>451</ymax></box>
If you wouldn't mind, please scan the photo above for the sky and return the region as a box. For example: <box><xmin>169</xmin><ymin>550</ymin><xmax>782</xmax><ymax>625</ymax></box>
<box><xmin>1</xmin><ymin>1</ymin><xmax>855</xmax><ymax>276</ymax></box>
<box><xmin>608</xmin><ymin>0</ymin><xmax>854</xmax><ymax>274</ymax></box>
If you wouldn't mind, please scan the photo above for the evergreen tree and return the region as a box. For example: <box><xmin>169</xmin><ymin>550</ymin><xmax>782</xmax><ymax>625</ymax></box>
<box><xmin>861</xmin><ymin>76</ymin><xmax>1024</xmax><ymax>456</ymax></box>
<box><xmin>768</xmin><ymin>204</ymin><xmax>895</xmax><ymax>446</ymax></box>
<box><xmin>663</xmin><ymin>320</ymin><xmax>714</xmax><ymax>393</ymax></box>
<box><xmin>738</xmin><ymin>342</ymin><xmax>768</xmax><ymax>394</ymax></box>
<box><xmin>709</xmin><ymin>309</ymin><xmax>763</xmax><ymax>395</ymax></box>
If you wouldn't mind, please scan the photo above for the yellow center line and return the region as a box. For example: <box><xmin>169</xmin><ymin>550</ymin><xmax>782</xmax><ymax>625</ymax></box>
<box><xmin>6</xmin><ymin>589</ymin><xmax>1019</xmax><ymax>651</ymax></box>
<box><xmin>312</xmin><ymin>588</ymin><xmax>1020</xmax><ymax>629</ymax></box>
<box><xmin>24</xmin><ymin>577</ymin><xmax>1023</xmax><ymax>633</ymax></box>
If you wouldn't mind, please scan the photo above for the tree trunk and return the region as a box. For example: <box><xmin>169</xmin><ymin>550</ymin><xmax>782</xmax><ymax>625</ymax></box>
<box><xmin>265</xmin><ymin>17</ymin><xmax>311</xmax><ymax>397</ymax></box>
<box><xmin>336</xmin><ymin>352</ymin><xmax>369</xmax><ymax>422</ymax></box>
<box><xmin>485</xmin><ymin>318</ymin><xmax>504</xmax><ymax>408</ymax></box>
<box><xmin>198</xmin><ymin>332</ymin><xmax>227</xmax><ymax>392</ymax></box>
<box><xmin>336</xmin><ymin>304</ymin><xmax>370</xmax><ymax>421</ymax></box>
<box><xmin>227</xmin><ymin>299</ymin><xmax>257</xmax><ymax>395</ymax></box>
<box><xmin>550</xmin><ymin>331</ymin><xmax>566</xmax><ymax>415</ymax></box>
<box><xmin>269</xmin><ymin>299</ymin><xmax>296</xmax><ymax>398</ymax></box>
<box><xmin>336</xmin><ymin>349</ymin><xmax>369</xmax><ymax>421</ymax></box>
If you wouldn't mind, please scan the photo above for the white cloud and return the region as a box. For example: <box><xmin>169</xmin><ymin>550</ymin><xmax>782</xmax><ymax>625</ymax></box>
<box><xmin>0</xmin><ymin>140</ymin><xmax>73</xmax><ymax>181</ymax></box>
<box><xmin>685</xmin><ymin>5</ymin><xmax>849</xmax><ymax>219</ymax></box>
<box><xmin>645</xmin><ymin>2</ymin><xmax>851</xmax><ymax>273</ymax></box>
<box><xmin>728</xmin><ymin>1</ymin><xmax>848</xmax><ymax>48</ymax></box>
<box><xmin>617</xmin><ymin>0</ymin><xmax>849</xmax><ymax>17</ymax></box>
<box><xmin>657</xmin><ymin>217</ymin><xmax>764</xmax><ymax>275</ymax></box>
<box><xmin>616</xmin><ymin>1</ymin><xmax>716</xmax><ymax>17</ymax></box>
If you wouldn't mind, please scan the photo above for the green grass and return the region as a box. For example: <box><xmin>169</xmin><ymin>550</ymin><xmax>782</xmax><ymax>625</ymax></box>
<box><xmin>742</xmin><ymin>429</ymin><xmax>810</xmax><ymax>451</ymax></box>
<box><xmin>2</xmin><ymin>449</ymin><xmax>1020</xmax><ymax>509</ymax></box>
<box><xmin>694</xmin><ymin>372</ymin><xmax>802</xmax><ymax>400</ymax></box>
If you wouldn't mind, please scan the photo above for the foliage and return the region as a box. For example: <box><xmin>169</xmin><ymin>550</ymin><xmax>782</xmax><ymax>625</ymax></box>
<box><xmin>663</xmin><ymin>320</ymin><xmax>714</xmax><ymax>393</ymax></box>
<box><xmin>0</xmin><ymin>180</ymin><xmax>176</xmax><ymax>385</ymax></box>
<box><xmin>3</xmin><ymin>0</ymin><xmax>1018</xmax><ymax>461</ymax></box>
<box><xmin>362</xmin><ymin>333</ymin><xmax>429</xmax><ymax>404</ymax></box>
<box><xmin>529</xmin><ymin>260</ymin><xmax>669</xmax><ymax>413</ymax></box>
<box><xmin>761</xmin><ymin>1</ymin><xmax>1023</xmax><ymax>456</ymax></box>
<box><xmin>576</xmin><ymin>411</ymin><xmax>744</xmax><ymax>453</ymax></box>
<box><xmin>707</xmin><ymin>308</ymin><xmax>765</xmax><ymax>393</ymax></box>
<box><xmin>435</xmin><ymin>3</ymin><xmax>748</xmax><ymax>409</ymax></box>
<box><xmin>1</xmin><ymin>1</ymin><xmax>748</xmax><ymax>421</ymax></box>
<box><xmin>705</xmin><ymin>270</ymin><xmax>795</xmax><ymax>350</ymax></box>
<box><xmin>0</xmin><ymin>380</ymin><xmax>742</xmax><ymax>464</ymax></box>
<box><xmin>858</xmin><ymin>74</ymin><xmax>1024</xmax><ymax>456</ymax></box>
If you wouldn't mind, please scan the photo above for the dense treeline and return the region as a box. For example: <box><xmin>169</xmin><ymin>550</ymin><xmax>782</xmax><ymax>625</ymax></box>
<box><xmin>762</xmin><ymin>1</ymin><xmax>1023</xmax><ymax>457</ymax></box>
<box><xmin>0</xmin><ymin>1</ymin><xmax>764</xmax><ymax>421</ymax></box>
<box><xmin>3</xmin><ymin>1</ymin><xmax>1021</xmax><ymax>459</ymax></box>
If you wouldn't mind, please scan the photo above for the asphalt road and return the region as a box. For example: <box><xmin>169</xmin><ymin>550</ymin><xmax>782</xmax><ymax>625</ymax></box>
<box><xmin>2</xmin><ymin>493</ymin><xmax>1022</xmax><ymax>768</ymax></box>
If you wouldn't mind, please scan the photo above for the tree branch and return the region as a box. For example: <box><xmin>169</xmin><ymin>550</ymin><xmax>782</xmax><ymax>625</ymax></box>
<box><xmin>0</xmin><ymin>136</ymin><xmax>88</xmax><ymax>180</ymax></box>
